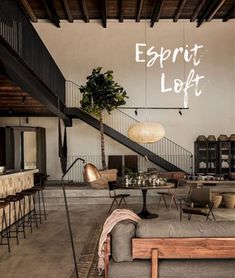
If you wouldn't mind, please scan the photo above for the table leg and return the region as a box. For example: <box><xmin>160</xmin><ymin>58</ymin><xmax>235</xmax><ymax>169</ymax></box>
<box><xmin>138</xmin><ymin>189</ymin><xmax>158</xmax><ymax>219</ymax></box>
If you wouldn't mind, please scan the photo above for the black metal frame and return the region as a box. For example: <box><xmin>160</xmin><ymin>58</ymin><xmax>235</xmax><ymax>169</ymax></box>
<box><xmin>0</xmin><ymin>0</ymin><xmax>69</xmax><ymax>119</ymax></box>
<box><xmin>61</xmin><ymin>157</ymin><xmax>85</xmax><ymax>278</ymax></box>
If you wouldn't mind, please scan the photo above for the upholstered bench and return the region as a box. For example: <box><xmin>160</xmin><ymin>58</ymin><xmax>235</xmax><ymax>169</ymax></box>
<box><xmin>105</xmin><ymin>219</ymin><xmax>235</xmax><ymax>278</ymax></box>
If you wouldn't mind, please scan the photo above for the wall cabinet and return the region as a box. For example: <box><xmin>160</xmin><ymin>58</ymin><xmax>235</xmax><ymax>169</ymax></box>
<box><xmin>195</xmin><ymin>139</ymin><xmax>235</xmax><ymax>175</ymax></box>
<box><xmin>194</xmin><ymin>141</ymin><xmax>217</xmax><ymax>175</ymax></box>
<box><xmin>218</xmin><ymin>141</ymin><xmax>230</xmax><ymax>174</ymax></box>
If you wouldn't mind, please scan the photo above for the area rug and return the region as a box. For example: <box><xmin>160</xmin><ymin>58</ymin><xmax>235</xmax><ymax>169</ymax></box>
<box><xmin>70</xmin><ymin>223</ymin><xmax>104</xmax><ymax>278</ymax></box>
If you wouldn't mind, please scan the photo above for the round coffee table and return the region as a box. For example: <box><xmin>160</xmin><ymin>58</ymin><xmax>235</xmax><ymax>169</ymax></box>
<box><xmin>117</xmin><ymin>183</ymin><xmax>174</xmax><ymax>219</ymax></box>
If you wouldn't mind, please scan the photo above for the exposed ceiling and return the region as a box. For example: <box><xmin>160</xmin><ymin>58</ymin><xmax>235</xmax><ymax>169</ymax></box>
<box><xmin>1</xmin><ymin>0</ymin><xmax>234</xmax><ymax>117</ymax></box>
<box><xmin>0</xmin><ymin>72</ymin><xmax>53</xmax><ymax>117</ymax></box>
<box><xmin>19</xmin><ymin>0</ymin><xmax>235</xmax><ymax>28</ymax></box>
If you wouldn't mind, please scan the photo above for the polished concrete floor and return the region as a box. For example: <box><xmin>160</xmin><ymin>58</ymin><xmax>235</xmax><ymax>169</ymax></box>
<box><xmin>0</xmin><ymin>200</ymin><xmax>235</xmax><ymax>278</ymax></box>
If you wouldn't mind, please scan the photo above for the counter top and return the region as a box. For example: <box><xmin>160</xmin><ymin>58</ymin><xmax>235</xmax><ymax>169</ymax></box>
<box><xmin>0</xmin><ymin>169</ymin><xmax>38</xmax><ymax>179</ymax></box>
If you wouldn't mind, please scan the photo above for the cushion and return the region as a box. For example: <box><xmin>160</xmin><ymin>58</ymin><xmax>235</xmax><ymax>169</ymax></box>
<box><xmin>109</xmin><ymin>259</ymin><xmax>235</xmax><ymax>278</ymax></box>
<box><xmin>136</xmin><ymin>219</ymin><xmax>235</xmax><ymax>238</ymax></box>
<box><xmin>111</xmin><ymin>220</ymin><xmax>136</xmax><ymax>262</ymax></box>
<box><xmin>100</xmin><ymin>169</ymin><xmax>118</xmax><ymax>182</ymax></box>
<box><xmin>90</xmin><ymin>176</ymin><xmax>108</xmax><ymax>188</ymax></box>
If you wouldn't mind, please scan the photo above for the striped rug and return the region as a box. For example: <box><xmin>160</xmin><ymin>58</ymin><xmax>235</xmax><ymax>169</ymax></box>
<box><xmin>70</xmin><ymin>223</ymin><xmax>104</xmax><ymax>278</ymax></box>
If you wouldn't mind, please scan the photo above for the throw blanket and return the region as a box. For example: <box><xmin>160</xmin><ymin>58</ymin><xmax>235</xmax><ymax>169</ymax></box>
<box><xmin>98</xmin><ymin>209</ymin><xmax>140</xmax><ymax>275</ymax></box>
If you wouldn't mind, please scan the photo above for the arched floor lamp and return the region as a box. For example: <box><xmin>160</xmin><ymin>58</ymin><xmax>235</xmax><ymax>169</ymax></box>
<box><xmin>61</xmin><ymin>158</ymin><xmax>85</xmax><ymax>278</ymax></box>
<box><xmin>62</xmin><ymin>159</ymin><xmax>100</xmax><ymax>278</ymax></box>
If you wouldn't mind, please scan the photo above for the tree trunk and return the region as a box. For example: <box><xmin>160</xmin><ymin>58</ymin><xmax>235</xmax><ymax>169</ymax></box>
<box><xmin>100</xmin><ymin>111</ymin><xmax>107</xmax><ymax>170</ymax></box>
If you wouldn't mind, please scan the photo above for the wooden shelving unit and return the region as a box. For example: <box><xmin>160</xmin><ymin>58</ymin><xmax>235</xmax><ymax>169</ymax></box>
<box><xmin>195</xmin><ymin>136</ymin><xmax>235</xmax><ymax>175</ymax></box>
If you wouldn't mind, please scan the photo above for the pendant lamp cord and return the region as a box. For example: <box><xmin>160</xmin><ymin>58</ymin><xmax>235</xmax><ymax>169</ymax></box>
<box><xmin>144</xmin><ymin>18</ymin><xmax>147</xmax><ymax>122</ymax></box>
<box><xmin>183</xmin><ymin>21</ymin><xmax>186</xmax><ymax>85</ymax></box>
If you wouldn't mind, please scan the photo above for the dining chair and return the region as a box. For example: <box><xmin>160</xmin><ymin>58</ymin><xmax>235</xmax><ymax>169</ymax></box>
<box><xmin>157</xmin><ymin>179</ymin><xmax>178</xmax><ymax>211</ymax></box>
<box><xmin>179</xmin><ymin>188</ymin><xmax>216</xmax><ymax>221</ymax></box>
<box><xmin>108</xmin><ymin>181</ymin><xmax>130</xmax><ymax>213</ymax></box>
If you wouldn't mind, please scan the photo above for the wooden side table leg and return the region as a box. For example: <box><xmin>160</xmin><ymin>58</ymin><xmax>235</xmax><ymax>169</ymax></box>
<box><xmin>152</xmin><ymin>249</ymin><xmax>159</xmax><ymax>278</ymax></box>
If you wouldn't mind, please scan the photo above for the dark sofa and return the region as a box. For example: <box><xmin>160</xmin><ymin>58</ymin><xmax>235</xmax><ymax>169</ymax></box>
<box><xmin>106</xmin><ymin>219</ymin><xmax>235</xmax><ymax>278</ymax></box>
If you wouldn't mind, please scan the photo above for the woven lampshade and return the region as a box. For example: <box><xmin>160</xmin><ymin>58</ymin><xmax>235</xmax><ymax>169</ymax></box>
<box><xmin>128</xmin><ymin>122</ymin><xmax>165</xmax><ymax>144</ymax></box>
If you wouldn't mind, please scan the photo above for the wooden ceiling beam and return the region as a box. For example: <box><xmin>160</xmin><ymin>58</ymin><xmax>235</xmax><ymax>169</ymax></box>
<box><xmin>42</xmin><ymin>0</ymin><xmax>60</xmax><ymax>27</ymax></box>
<box><xmin>207</xmin><ymin>0</ymin><xmax>226</xmax><ymax>22</ymax></box>
<box><xmin>80</xmin><ymin>0</ymin><xmax>89</xmax><ymax>23</ymax></box>
<box><xmin>0</xmin><ymin>95</ymin><xmax>40</xmax><ymax>101</ymax></box>
<box><xmin>0</xmin><ymin>111</ymin><xmax>53</xmax><ymax>117</ymax></box>
<box><xmin>197</xmin><ymin>0</ymin><xmax>218</xmax><ymax>27</ymax></box>
<box><xmin>61</xmin><ymin>0</ymin><xmax>73</xmax><ymax>22</ymax></box>
<box><xmin>0</xmin><ymin>104</ymin><xmax>42</xmax><ymax>107</ymax></box>
<box><xmin>173</xmin><ymin>0</ymin><xmax>187</xmax><ymax>22</ymax></box>
<box><xmin>223</xmin><ymin>4</ymin><xmax>235</xmax><ymax>22</ymax></box>
<box><xmin>19</xmin><ymin>0</ymin><xmax>38</xmax><ymax>22</ymax></box>
<box><xmin>190</xmin><ymin>0</ymin><xmax>207</xmax><ymax>22</ymax></box>
<box><xmin>150</xmin><ymin>0</ymin><xmax>165</xmax><ymax>28</ymax></box>
<box><xmin>101</xmin><ymin>0</ymin><xmax>107</xmax><ymax>28</ymax></box>
<box><xmin>119</xmin><ymin>0</ymin><xmax>124</xmax><ymax>22</ymax></box>
<box><xmin>136</xmin><ymin>0</ymin><xmax>144</xmax><ymax>22</ymax></box>
<box><xmin>0</xmin><ymin>86</ymin><xmax>22</xmax><ymax>91</ymax></box>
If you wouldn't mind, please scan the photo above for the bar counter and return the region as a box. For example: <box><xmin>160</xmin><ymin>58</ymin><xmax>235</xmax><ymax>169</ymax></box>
<box><xmin>0</xmin><ymin>169</ymin><xmax>38</xmax><ymax>198</ymax></box>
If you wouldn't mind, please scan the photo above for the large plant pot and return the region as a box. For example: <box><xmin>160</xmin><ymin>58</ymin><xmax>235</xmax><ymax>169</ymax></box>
<box><xmin>223</xmin><ymin>193</ymin><xmax>235</xmax><ymax>209</ymax></box>
<box><xmin>212</xmin><ymin>193</ymin><xmax>222</xmax><ymax>208</ymax></box>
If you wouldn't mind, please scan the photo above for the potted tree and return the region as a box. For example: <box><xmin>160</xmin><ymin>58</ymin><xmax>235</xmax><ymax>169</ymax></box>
<box><xmin>80</xmin><ymin>67</ymin><xmax>128</xmax><ymax>170</ymax></box>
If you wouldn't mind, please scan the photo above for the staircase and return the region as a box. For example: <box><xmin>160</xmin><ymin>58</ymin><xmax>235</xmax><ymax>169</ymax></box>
<box><xmin>65</xmin><ymin>80</ymin><xmax>193</xmax><ymax>174</ymax></box>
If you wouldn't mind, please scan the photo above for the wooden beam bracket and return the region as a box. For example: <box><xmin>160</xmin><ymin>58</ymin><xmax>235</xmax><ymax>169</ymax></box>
<box><xmin>174</xmin><ymin>0</ymin><xmax>187</xmax><ymax>22</ymax></box>
<box><xmin>19</xmin><ymin>0</ymin><xmax>38</xmax><ymax>23</ymax></box>
<box><xmin>42</xmin><ymin>0</ymin><xmax>60</xmax><ymax>27</ymax></box>
<box><xmin>150</xmin><ymin>0</ymin><xmax>165</xmax><ymax>28</ymax></box>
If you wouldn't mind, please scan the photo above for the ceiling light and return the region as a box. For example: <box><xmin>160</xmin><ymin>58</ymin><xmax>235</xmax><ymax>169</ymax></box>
<box><xmin>128</xmin><ymin>122</ymin><xmax>165</xmax><ymax>144</ymax></box>
<box><xmin>127</xmin><ymin>20</ymin><xmax>165</xmax><ymax>144</ymax></box>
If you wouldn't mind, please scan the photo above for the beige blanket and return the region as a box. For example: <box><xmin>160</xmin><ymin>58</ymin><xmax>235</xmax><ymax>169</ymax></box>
<box><xmin>98</xmin><ymin>209</ymin><xmax>140</xmax><ymax>275</ymax></box>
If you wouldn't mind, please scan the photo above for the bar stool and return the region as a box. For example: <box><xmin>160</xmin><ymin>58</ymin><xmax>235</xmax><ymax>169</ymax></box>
<box><xmin>0</xmin><ymin>202</ymin><xmax>10</xmax><ymax>252</ymax></box>
<box><xmin>4</xmin><ymin>194</ymin><xmax>26</xmax><ymax>244</ymax></box>
<box><xmin>28</xmin><ymin>185</ymin><xmax>46</xmax><ymax>224</ymax></box>
<box><xmin>33</xmin><ymin>173</ymin><xmax>48</xmax><ymax>222</ymax></box>
<box><xmin>19</xmin><ymin>189</ymin><xmax>39</xmax><ymax>231</ymax></box>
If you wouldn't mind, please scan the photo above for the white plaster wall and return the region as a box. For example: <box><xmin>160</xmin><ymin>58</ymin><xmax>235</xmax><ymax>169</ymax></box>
<box><xmin>0</xmin><ymin>116</ymin><xmax>134</xmax><ymax>179</ymax></box>
<box><xmin>32</xmin><ymin>20</ymin><xmax>235</xmax><ymax>151</ymax></box>
<box><xmin>1</xmin><ymin>21</ymin><xmax>235</xmax><ymax>179</ymax></box>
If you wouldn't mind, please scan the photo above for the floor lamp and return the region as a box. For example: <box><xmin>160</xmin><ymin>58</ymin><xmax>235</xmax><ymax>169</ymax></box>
<box><xmin>61</xmin><ymin>157</ymin><xmax>85</xmax><ymax>278</ymax></box>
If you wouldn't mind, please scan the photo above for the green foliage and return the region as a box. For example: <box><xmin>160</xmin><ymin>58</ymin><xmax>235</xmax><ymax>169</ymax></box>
<box><xmin>80</xmin><ymin>67</ymin><xmax>128</xmax><ymax>116</ymax></box>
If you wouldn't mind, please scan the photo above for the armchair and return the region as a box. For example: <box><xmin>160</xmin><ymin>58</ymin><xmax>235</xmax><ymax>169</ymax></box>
<box><xmin>179</xmin><ymin>188</ymin><xmax>216</xmax><ymax>221</ymax></box>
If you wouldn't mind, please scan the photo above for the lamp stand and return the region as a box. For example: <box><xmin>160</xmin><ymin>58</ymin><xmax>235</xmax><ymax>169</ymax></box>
<box><xmin>61</xmin><ymin>158</ymin><xmax>85</xmax><ymax>278</ymax></box>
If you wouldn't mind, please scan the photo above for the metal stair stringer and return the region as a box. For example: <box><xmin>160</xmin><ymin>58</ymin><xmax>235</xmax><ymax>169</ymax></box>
<box><xmin>65</xmin><ymin>107</ymin><xmax>183</xmax><ymax>172</ymax></box>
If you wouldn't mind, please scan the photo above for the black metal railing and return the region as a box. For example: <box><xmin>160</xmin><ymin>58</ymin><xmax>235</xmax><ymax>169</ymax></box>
<box><xmin>66</xmin><ymin>80</ymin><xmax>193</xmax><ymax>173</ymax></box>
<box><xmin>0</xmin><ymin>0</ymin><xmax>65</xmax><ymax>103</ymax></box>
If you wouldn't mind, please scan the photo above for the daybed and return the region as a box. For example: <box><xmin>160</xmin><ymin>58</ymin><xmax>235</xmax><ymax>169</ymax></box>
<box><xmin>104</xmin><ymin>219</ymin><xmax>235</xmax><ymax>278</ymax></box>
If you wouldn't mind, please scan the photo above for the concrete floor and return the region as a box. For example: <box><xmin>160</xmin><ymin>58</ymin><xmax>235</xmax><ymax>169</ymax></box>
<box><xmin>0</xmin><ymin>200</ymin><xmax>235</xmax><ymax>278</ymax></box>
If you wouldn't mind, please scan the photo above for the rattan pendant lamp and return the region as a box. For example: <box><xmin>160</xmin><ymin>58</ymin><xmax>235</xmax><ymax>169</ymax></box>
<box><xmin>128</xmin><ymin>20</ymin><xmax>165</xmax><ymax>144</ymax></box>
